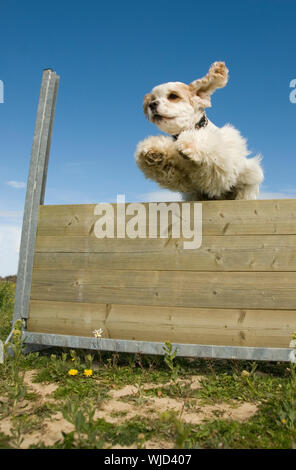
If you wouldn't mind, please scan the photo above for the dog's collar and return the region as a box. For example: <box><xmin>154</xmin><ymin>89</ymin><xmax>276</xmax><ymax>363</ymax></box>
<box><xmin>172</xmin><ymin>113</ymin><xmax>208</xmax><ymax>141</ymax></box>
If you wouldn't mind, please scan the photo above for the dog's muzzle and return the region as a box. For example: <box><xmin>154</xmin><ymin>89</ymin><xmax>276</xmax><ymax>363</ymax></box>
<box><xmin>149</xmin><ymin>100</ymin><xmax>159</xmax><ymax>112</ymax></box>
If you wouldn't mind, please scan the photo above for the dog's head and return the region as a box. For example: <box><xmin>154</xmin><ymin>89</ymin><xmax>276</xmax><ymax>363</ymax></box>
<box><xmin>143</xmin><ymin>61</ymin><xmax>229</xmax><ymax>135</ymax></box>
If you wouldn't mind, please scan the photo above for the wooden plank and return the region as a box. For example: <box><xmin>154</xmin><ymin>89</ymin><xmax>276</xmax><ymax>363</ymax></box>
<box><xmin>30</xmin><ymin>269</ymin><xmax>296</xmax><ymax>310</ymax></box>
<box><xmin>33</xmin><ymin>235</ymin><xmax>296</xmax><ymax>271</ymax></box>
<box><xmin>27</xmin><ymin>300</ymin><xmax>296</xmax><ymax>348</ymax></box>
<box><xmin>28</xmin><ymin>199</ymin><xmax>296</xmax><ymax>351</ymax></box>
<box><xmin>36</xmin><ymin>199</ymin><xmax>296</xmax><ymax>236</ymax></box>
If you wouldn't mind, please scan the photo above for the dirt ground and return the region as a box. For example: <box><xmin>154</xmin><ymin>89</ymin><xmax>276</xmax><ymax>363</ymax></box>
<box><xmin>0</xmin><ymin>370</ymin><xmax>258</xmax><ymax>449</ymax></box>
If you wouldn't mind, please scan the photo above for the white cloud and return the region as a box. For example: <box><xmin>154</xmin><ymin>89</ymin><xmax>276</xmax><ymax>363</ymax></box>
<box><xmin>0</xmin><ymin>210</ymin><xmax>23</xmax><ymax>218</ymax></box>
<box><xmin>259</xmin><ymin>191</ymin><xmax>296</xmax><ymax>199</ymax></box>
<box><xmin>6</xmin><ymin>181</ymin><xmax>26</xmax><ymax>189</ymax></box>
<box><xmin>137</xmin><ymin>190</ymin><xmax>183</xmax><ymax>202</ymax></box>
<box><xmin>0</xmin><ymin>225</ymin><xmax>21</xmax><ymax>276</ymax></box>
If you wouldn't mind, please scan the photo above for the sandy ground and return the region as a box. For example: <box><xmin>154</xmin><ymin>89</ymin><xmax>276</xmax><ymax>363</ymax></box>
<box><xmin>0</xmin><ymin>370</ymin><xmax>257</xmax><ymax>449</ymax></box>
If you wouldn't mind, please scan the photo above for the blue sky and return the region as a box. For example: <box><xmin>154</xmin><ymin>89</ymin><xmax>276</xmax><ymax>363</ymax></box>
<box><xmin>0</xmin><ymin>0</ymin><xmax>295</xmax><ymax>275</ymax></box>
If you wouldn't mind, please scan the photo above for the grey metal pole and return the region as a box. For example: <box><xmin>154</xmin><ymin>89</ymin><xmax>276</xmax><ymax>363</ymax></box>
<box><xmin>12</xmin><ymin>69</ymin><xmax>60</xmax><ymax>327</ymax></box>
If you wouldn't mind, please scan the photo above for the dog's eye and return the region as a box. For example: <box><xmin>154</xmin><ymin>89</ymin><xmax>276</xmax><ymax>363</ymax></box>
<box><xmin>168</xmin><ymin>93</ymin><xmax>179</xmax><ymax>100</ymax></box>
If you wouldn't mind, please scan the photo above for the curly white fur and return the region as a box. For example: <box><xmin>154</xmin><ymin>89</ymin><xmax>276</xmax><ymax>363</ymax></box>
<box><xmin>134</xmin><ymin>62</ymin><xmax>264</xmax><ymax>201</ymax></box>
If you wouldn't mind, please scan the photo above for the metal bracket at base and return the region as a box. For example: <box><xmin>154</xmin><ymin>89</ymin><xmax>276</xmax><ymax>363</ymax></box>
<box><xmin>22</xmin><ymin>331</ymin><xmax>295</xmax><ymax>363</ymax></box>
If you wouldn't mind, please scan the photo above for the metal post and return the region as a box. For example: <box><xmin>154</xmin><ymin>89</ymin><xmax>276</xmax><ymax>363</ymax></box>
<box><xmin>11</xmin><ymin>69</ymin><xmax>59</xmax><ymax>332</ymax></box>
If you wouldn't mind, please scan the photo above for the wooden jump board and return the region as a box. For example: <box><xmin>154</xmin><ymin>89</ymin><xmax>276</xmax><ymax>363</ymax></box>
<box><xmin>25</xmin><ymin>199</ymin><xmax>296</xmax><ymax>350</ymax></box>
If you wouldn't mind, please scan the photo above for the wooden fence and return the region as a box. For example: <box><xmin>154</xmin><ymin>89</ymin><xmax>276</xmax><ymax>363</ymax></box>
<box><xmin>26</xmin><ymin>199</ymin><xmax>296</xmax><ymax>349</ymax></box>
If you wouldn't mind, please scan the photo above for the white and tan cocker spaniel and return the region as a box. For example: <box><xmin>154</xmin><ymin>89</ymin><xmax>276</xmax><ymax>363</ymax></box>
<box><xmin>135</xmin><ymin>62</ymin><xmax>263</xmax><ymax>201</ymax></box>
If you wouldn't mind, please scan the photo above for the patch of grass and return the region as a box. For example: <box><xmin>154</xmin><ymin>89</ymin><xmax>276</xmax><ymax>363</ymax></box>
<box><xmin>145</xmin><ymin>381</ymin><xmax>194</xmax><ymax>399</ymax></box>
<box><xmin>163</xmin><ymin>341</ymin><xmax>180</xmax><ymax>383</ymax></box>
<box><xmin>19</xmin><ymin>352</ymin><xmax>49</xmax><ymax>371</ymax></box>
<box><xmin>98</xmin><ymin>364</ymin><xmax>171</xmax><ymax>388</ymax></box>
<box><xmin>194</xmin><ymin>369</ymin><xmax>285</xmax><ymax>404</ymax></box>
<box><xmin>147</xmin><ymin>397</ymin><xmax>296</xmax><ymax>449</ymax></box>
<box><xmin>110</xmin><ymin>410</ymin><xmax>128</xmax><ymax>418</ymax></box>
<box><xmin>1</xmin><ymin>280</ymin><xmax>296</xmax><ymax>449</ymax></box>
<box><xmin>109</xmin><ymin>417</ymin><xmax>154</xmax><ymax>446</ymax></box>
<box><xmin>33</xmin><ymin>351</ymin><xmax>86</xmax><ymax>384</ymax></box>
<box><xmin>186</xmin><ymin>411</ymin><xmax>296</xmax><ymax>449</ymax></box>
<box><xmin>0</xmin><ymin>432</ymin><xmax>11</xmax><ymax>449</ymax></box>
<box><xmin>50</xmin><ymin>401</ymin><xmax>155</xmax><ymax>449</ymax></box>
<box><xmin>155</xmin><ymin>410</ymin><xmax>194</xmax><ymax>449</ymax></box>
<box><xmin>0</xmin><ymin>281</ymin><xmax>15</xmax><ymax>341</ymax></box>
<box><xmin>34</xmin><ymin>402</ymin><xmax>59</xmax><ymax>418</ymax></box>
<box><xmin>4</xmin><ymin>319</ymin><xmax>28</xmax><ymax>408</ymax></box>
<box><xmin>54</xmin><ymin>377</ymin><xmax>109</xmax><ymax>403</ymax></box>
<box><xmin>11</xmin><ymin>412</ymin><xmax>45</xmax><ymax>435</ymax></box>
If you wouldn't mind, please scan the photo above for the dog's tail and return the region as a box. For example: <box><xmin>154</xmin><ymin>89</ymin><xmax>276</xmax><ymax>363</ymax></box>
<box><xmin>247</xmin><ymin>154</ymin><xmax>264</xmax><ymax>185</ymax></box>
<box><xmin>251</xmin><ymin>153</ymin><xmax>263</xmax><ymax>164</ymax></box>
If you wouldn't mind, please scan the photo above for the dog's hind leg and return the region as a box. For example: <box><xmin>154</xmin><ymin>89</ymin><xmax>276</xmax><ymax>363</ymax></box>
<box><xmin>233</xmin><ymin>184</ymin><xmax>260</xmax><ymax>200</ymax></box>
<box><xmin>234</xmin><ymin>156</ymin><xmax>264</xmax><ymax>200</ymax></box>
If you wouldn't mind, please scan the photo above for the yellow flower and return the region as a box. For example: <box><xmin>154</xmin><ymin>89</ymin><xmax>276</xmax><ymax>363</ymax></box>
<box><xmin>68</xmin><ymin>369</ymin><xmax>78</xmax><ymax>376</ymax></box>
<box><xmin>84</xmin><ymin>369</ymin><xmax>93</xmax><ymax>377</ymax></box>
<box><xmin>281</xmin><ymin>419</ymin><xmax>287</xmax><ymax>424</ymax></box>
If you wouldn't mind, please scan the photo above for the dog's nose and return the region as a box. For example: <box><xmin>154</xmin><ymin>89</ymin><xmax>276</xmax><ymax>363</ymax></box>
<box><xmin>149</xmin><ymin>100</ymin><xmax>159</xmax><ymax>111</ymax></box>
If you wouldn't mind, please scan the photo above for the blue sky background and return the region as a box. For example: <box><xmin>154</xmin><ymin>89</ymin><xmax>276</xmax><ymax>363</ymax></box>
<box><xmin>0</xmin><ymin>0</ymin><xmax>295</xmax><ymax>275</ymax></box>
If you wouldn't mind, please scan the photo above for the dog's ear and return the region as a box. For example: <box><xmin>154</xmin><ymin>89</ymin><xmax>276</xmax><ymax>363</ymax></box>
<box><xmin>189</xmin><ymin>62</ymin><xmax>229</xmax><ymax>108</ymax></box>
<box><xmin>143</xmin><ymin>93</ymin><xmax>151</xmax><ymax>118</ymax></box>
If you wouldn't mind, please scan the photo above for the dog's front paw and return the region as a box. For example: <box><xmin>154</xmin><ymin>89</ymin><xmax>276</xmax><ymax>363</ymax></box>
<box><xmin>144</xmin><ymin>149</ymin><xmax>164</xmax><ymax>166</ymax></box>
<box><xmin>176</xmin><ymin>134</ymin><xmax>200</xmax><ymax>163</ymax></box>
<box><xmin>177</xmin><ymin>147</ymin><xmax>194</xmax><ymax>161</ymax></box>
<box><xmin>135</xmin><ymin>136</ymin><xmax>176</xmax><ymax>169</ymax></box>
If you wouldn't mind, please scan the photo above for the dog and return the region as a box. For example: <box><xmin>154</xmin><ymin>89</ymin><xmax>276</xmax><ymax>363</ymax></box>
<box><xmin>134</xmin><ymin>62</ymin><xmax>264</xmax><ymax>201</ymax></box>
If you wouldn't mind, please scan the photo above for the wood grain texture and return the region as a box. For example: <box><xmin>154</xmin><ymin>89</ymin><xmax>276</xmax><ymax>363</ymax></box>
<box><xmin>27</xmin><ymin>300</ymin><xmax>296</xmax><ymax>348</ymax></box>
<box><xmin>36</xmin><ymin>200</ymin><xmax>296</xmax><ymax>236</ymax></box>
<box><xmin>30</xmin><ymin>269</ymin><xmax>296</xmax><ymax>310</ymax></box>
<box><xmin>27</xmin><ymin>199</ymin><xmax>296</xmax><ymax>349</ymax></box>
<box><xmin>34</xmin><ymin>235</ymin><xmax>296</xmax><ymax>271</ymax></box>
